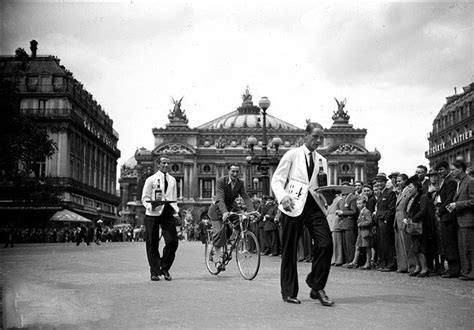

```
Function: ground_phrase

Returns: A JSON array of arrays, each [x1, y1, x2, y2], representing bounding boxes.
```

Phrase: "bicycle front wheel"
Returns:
[[205, 237, 220, 275], [235, 231, 260, 280]]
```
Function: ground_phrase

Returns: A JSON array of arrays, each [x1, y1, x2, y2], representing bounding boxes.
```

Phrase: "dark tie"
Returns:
[[231, 180, 236, 190], [164, 173, 168, 193], [307, 152, 314, 180]]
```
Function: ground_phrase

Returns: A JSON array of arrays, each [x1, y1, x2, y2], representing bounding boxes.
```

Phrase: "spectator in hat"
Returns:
[[447, 160, 474, 280], [435, 160, 461, 278], [388, 172, 400, 192], [374, 173, 397, 272]]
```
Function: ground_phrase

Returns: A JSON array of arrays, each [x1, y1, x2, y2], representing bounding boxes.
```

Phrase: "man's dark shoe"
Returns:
[[459, 275, 474, 281], [282, 296, 301, 304], [161, 269, 172, 281], [441, 273, 459, 278], [150, 275, 160, 281], [310, 289, 334, 307], [381, 267, 396, 272]]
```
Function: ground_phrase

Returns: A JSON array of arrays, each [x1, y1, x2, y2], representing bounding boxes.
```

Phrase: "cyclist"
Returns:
[[208, 164, 257, 267]]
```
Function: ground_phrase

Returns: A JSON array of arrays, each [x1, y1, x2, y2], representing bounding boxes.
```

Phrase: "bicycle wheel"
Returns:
[[235, 231, 260, 280], [205, 237, 220, 275]]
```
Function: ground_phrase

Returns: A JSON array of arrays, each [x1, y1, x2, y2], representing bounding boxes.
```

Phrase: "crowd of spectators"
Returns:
[[1, 224, 146, 246]]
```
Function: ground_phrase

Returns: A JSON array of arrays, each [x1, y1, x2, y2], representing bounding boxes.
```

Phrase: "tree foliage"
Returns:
[[0, 78, 62, 205]]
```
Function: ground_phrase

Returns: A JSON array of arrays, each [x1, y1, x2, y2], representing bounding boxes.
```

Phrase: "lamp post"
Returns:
[[246, 96, 282, 197]]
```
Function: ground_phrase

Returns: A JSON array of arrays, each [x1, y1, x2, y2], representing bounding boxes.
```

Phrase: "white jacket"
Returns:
[[271, 145, 328, 217], [141, 171, 179, 216]]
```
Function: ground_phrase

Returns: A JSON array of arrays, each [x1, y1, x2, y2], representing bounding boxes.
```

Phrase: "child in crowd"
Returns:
[[344, 197, 373, 269]]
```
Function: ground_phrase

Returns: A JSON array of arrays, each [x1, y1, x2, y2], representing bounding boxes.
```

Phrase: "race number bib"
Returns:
[[279, 178, 309, 216], [287, 180, 307, 202]]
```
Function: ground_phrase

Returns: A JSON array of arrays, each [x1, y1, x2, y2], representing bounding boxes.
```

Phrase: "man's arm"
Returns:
[[170, 177, 179, 215], [141, 177, 153, 212], [455, 178, 474, 211], [270, 151, 293, 203], [439, 179, 457, 217], [215, 178, 228, 215], [238, 180, 255, 212], [385, 190, 396, 223]]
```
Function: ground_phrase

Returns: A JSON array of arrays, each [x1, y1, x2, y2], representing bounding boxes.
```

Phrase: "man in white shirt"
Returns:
[[141, 156, 181, 281], [271, 121, 334, 307]]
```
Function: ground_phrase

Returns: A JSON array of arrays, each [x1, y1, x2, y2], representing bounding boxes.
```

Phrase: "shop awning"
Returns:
[[50, 209, 92, 223]]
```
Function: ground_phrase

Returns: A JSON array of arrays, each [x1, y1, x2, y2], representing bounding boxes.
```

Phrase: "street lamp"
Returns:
[[246, 96, 282, 197]]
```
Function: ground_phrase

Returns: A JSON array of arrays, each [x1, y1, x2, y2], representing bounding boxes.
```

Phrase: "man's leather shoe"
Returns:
[[310, 289, 335, 307], [161, 269, 172, 281], [441, 273, 459, 278], [459, 275, 474, 281], [282, 296, 301, 304], [150, 275, 160, 281], [381, 267, 395, 272], [396, 269, 408, 273]]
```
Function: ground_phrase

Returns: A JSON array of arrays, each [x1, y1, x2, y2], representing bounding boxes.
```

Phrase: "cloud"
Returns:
[[302, 2, 473, 89]]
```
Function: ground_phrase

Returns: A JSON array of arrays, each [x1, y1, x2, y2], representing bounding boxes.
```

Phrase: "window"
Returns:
[[33, 157, 46, 180], [201, 179, 213, 198]]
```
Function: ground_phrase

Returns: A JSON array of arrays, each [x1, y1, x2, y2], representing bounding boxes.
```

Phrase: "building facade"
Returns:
[[0, 41, 120, 226], [426, 82, 473, 170], [119, 89, 380, 225]]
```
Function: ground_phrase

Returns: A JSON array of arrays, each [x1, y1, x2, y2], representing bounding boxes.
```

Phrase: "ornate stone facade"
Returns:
[[425, 82, 473, 170], [119, 90, 380, 224]]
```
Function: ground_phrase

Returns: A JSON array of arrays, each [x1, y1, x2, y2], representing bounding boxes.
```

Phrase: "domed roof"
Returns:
[[122, 156, 137, 168], [198, 87, 301, 131], [197, 107, 300, 131]]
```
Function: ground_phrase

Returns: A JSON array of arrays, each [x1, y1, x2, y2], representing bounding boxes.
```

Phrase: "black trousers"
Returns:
[[280, 207, 333, 297], [145, 209, 179, 276], [377, 220, 396, 269], [441, 220, 460, 275]]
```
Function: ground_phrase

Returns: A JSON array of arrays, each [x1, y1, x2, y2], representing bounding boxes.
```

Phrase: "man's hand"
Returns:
[[281, 195, 295, 212], [223, 212, 229, 221], [446, 202, 456, 213]]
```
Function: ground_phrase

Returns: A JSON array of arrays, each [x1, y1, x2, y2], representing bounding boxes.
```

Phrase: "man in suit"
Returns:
[[447, 160, 474, 280], [207, 164, 255, 266], [271, 121, 333, 307], [435, 160, 461, 278], [336, 184, 358, 266], [374, 173, 397, 272], [141, 156, 181, 281], [262, 196, 281, 256]]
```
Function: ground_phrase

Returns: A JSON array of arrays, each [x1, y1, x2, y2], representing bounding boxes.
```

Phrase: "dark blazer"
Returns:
[[437, 173, 457, 222], [338, 193, 358, 230], [375, 187, 396, 225], [454, 173, 474, 228], [263, 202, 279, 231], [207, 176, 254, 221]]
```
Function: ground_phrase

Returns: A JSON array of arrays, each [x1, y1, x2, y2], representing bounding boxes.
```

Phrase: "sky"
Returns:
[[1, 0, 473, 180]]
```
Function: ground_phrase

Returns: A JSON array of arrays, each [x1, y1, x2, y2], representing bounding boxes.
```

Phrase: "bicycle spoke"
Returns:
[[236, 231, 260, 280]]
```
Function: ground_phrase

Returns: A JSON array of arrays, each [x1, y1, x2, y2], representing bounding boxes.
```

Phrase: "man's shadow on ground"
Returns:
[[333, 294, 424, 304]]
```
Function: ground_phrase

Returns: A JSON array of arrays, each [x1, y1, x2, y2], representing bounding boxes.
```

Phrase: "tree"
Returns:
[[0, 78, 62, 205]]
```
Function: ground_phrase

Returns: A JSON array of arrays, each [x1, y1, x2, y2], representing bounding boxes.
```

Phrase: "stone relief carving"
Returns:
[[156, 143, 194, 154]]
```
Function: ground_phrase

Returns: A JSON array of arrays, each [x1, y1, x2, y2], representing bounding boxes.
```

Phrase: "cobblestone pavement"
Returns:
[[1, 241, 473, 328]]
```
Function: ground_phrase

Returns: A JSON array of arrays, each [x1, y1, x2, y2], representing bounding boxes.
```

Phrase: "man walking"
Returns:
[[271, 121, 333, 307], [141, 156, 181, 281]]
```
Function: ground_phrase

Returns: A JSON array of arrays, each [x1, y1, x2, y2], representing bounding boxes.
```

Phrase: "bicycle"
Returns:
[[204, 212, 261, 280]]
